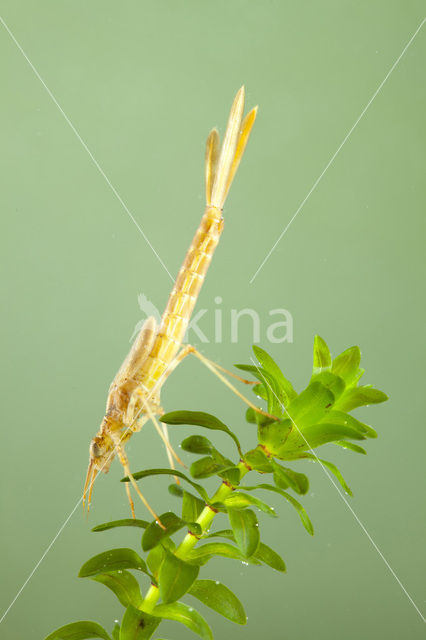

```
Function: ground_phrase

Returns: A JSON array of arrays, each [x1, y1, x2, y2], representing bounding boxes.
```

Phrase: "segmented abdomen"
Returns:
[[137, 205, 223, 394]]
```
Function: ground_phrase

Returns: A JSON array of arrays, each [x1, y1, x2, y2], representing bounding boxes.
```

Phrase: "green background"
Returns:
[[1, 1, 425, 638]]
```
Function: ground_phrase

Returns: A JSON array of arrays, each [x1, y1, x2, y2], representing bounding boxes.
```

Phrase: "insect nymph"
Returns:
[[84, 87, 268, 523]]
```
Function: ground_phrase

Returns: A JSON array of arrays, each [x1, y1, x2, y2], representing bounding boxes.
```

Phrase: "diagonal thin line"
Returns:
[[0, 15, 174, 282], [249, 17, 426, 284], [0, 343, 179, 624], [249, 357, 425, 624]]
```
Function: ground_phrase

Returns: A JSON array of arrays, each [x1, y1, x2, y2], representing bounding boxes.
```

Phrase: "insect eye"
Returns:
[[90, 441, 102, 458]]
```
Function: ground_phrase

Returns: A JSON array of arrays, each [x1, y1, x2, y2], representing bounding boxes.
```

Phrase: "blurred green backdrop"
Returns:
[[1, 1, 425, 638]]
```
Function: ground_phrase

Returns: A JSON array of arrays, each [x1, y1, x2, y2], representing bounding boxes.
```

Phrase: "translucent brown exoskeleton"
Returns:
[[84, 87, 273, 525]]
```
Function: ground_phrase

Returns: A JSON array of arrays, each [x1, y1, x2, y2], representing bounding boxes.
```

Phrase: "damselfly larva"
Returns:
[[84, 87, 272, 524]]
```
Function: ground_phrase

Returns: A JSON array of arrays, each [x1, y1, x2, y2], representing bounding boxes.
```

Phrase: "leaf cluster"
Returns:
[[45, 337, 387, 640]]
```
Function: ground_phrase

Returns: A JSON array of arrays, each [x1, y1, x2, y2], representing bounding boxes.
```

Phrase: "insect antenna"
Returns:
[[82, 460, 94, 510], [87, 467, 99, 512]]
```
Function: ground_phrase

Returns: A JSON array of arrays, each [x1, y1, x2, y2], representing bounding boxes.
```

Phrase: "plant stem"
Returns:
[[140, 461, 249, 611]]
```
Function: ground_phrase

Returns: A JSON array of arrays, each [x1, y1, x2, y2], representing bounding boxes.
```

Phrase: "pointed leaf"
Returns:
[[159, 550, 199, 603], [303, 455, 353, 495], [286, 381, 334, 428], [122, 469, 209, 502], [153, 602, 213, 640], [252, 345, 297, 404], [78, 549, 148, 578], [240, 484, 313, 535], [228, 508, 260, 557], [334, 386, 388, 412], [312, 335, 332, 374], [332, 346, 362, 386], [221, 492, 277, 517], [334, 440, 367, 454], [44, 622, 112, 640], [120, 605, 159, 640], [189, 579, 247, 624], [111, 623, 120, 640], [203, 529, 235, 541], [91, 570, 142, 607], [161, 411, 241, 455], [253, 542, 286, 572], [142, 513, 201, 552], [326, 410, 378, 438], [92, 519, 149, 533], [188, 542, 261, 565], [280, 421, 365, 457], [235, 364, 283, 417]]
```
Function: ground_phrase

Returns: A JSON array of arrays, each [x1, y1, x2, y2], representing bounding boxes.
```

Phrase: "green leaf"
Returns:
[[168, 483, 184, 497], [78, 549, 149, 578], [91, 570, 143, 608], [44, 621, 112, 640], [228, 508, 260, 557], [286, 381, 334, 428], [92, 519, 149, 533], [252, 345, 297, 405], [272, 462, 309, 494], [244, 448, 273, 472], [303, 455, 353, 496], [280, 420, 365, 458], [312, 335, 332, 374], [182, 490, 205, 522], [120, 605, 160, 640], [219, 466, 241, 485], [257, 419, 292, 457], [189, 579, 247, 625], [334, 386, 388, 412], [188, 542, 260, 565], [235, 364, 283, 417], [146, 545, 165, 581], [221, 492, 277, 517], [331, 346, 362, 386], [253, 542, 286, 572], [142, 513, 201, 552], [122, 469, 209, 503], [190, 456, 235, 479], [334, 441, 367, 454], [240, 484, 313, 535], [326, 410, 378, 438], [159, 550, 199, 603], [181, 435, 233, 470], [252, 383, 268, 401], [152, 602, 213, 640], [203, 529, 235, 541], [111, 622, 120, 640], [161, 411, 242, 455], [310, 371, 345, 400], [181, 435, 214, 455]]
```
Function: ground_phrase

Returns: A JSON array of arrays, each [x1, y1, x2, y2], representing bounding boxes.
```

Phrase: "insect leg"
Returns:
[[124, 481, 136, 519], [115, 443, 165, 528], [171, 345, 278, 421], [138, 393, 185, 469]]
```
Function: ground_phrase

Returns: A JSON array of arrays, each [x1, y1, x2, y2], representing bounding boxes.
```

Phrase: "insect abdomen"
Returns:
[[137, 206, 223, 392]]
